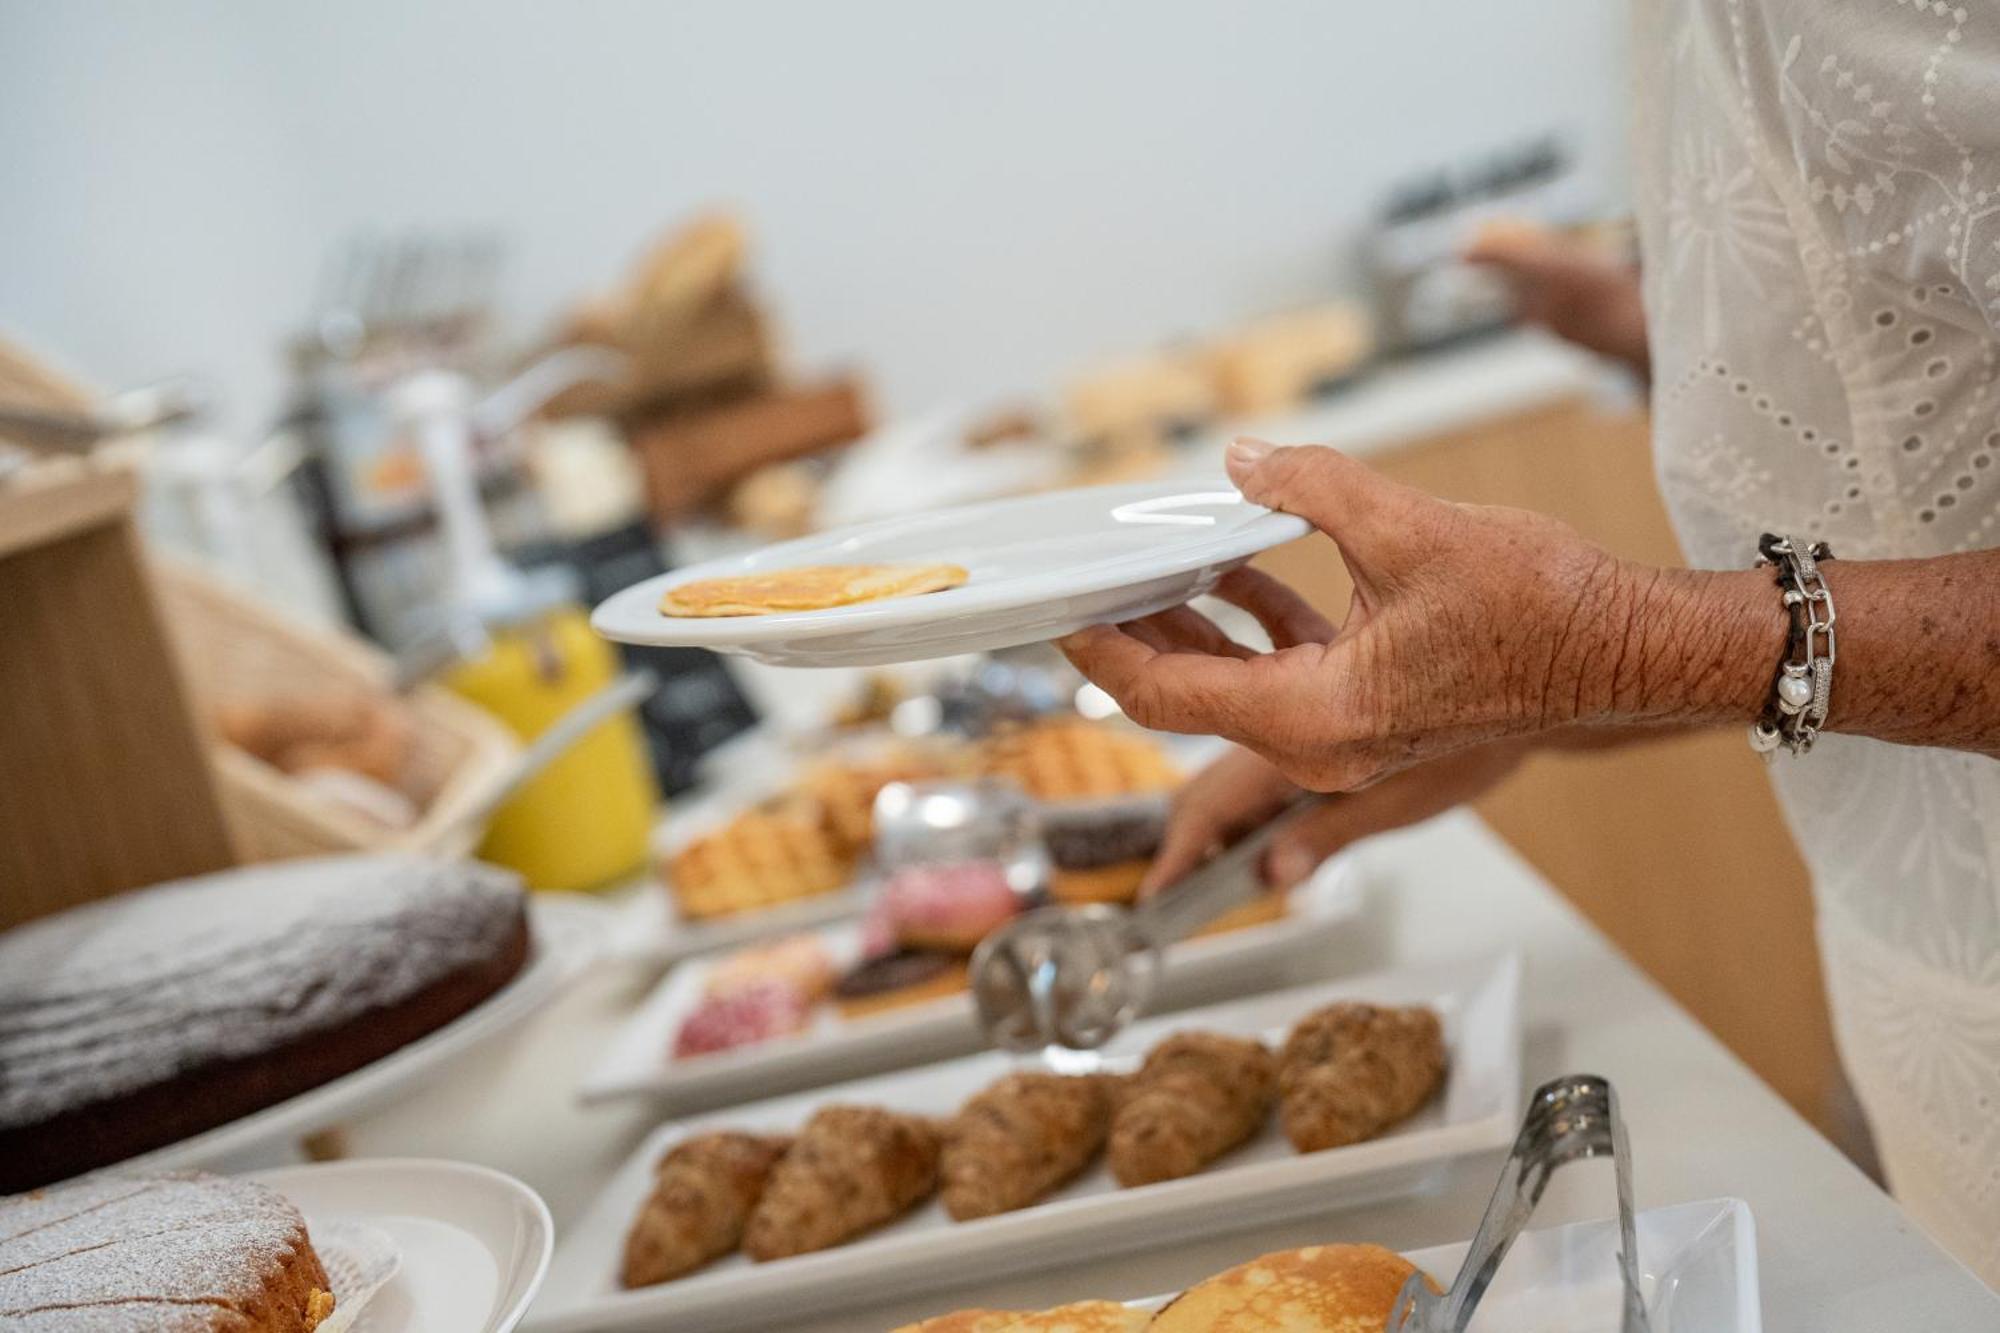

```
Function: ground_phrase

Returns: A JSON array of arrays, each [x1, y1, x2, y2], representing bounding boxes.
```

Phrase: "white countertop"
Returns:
[[340, 808, 2000, 1330], [1178, 327, 1618, 465]]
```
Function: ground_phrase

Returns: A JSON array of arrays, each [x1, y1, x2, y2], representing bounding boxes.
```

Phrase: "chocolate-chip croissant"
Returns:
[[621, 1131, 792, 1287], [942, 1072, 1117, 1220], [743, 1105, 940, 1260], [1108, 1031, 1276, 1187], [1278, 1002, 1446, 1153]]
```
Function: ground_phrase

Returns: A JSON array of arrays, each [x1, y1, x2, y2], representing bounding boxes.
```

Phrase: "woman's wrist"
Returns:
[[1570, 561, 1786, 729]]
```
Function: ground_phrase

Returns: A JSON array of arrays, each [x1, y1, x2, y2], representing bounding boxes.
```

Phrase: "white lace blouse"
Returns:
[[1633, 0, 2000, 1285]]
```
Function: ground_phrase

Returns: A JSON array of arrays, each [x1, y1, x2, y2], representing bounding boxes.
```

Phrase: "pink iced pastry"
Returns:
[[882, 859, 1021, 953], [672, 978, 813, 1058], [704, 933, 836, 1003]]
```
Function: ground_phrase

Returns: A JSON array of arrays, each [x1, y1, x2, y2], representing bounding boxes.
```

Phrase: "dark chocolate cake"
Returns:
[[0, 856, 529, 1192]]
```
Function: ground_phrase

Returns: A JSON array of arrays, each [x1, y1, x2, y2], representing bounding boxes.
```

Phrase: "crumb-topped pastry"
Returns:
[[0, 857, 529, 1192], [0, 1171, 335, 1330]]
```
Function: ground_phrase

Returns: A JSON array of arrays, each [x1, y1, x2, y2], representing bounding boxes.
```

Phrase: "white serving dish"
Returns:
[[1121, 1197, 1760, 1331], [252, 1158, 555, 1333], [120, 899, 597, 1175], [591, 479, 1311, 667], [580, 856, 1364, 1112], [528, 952, 1521, 1333], [605, 875, 871, 967]]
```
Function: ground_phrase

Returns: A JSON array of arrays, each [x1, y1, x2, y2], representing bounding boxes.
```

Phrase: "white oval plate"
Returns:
[[251, 1158, 554, 1333], [591, 480, 1310, 667]]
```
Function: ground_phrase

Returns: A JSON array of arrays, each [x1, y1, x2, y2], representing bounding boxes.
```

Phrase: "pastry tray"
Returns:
[[579, 854, 1363, 1113], [528, 951, 1521, 1333]]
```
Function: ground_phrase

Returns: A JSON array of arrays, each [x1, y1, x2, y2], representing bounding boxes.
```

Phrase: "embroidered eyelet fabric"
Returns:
[[1634, 0, 2000, 1284]]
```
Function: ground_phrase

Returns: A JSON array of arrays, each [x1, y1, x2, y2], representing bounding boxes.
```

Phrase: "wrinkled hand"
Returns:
[[1140, 742, 1529, 896], [1060, 439, 1634, 793], [1464, 222, 1650, 379]]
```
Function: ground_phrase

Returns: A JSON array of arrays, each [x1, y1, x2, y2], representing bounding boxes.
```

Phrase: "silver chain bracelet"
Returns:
[[1748, 533, 1836, 756]]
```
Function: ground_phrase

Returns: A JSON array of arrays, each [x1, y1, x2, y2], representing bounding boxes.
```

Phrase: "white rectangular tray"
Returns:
[[1122, 1198, 1759, 1332], [579, 857, 1363, 1112], [528, 951, 1521, 1333], [604, 875, 870, 968]]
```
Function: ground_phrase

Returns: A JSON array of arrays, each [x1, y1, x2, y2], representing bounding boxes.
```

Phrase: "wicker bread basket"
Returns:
[[152, 557, 519, 862]]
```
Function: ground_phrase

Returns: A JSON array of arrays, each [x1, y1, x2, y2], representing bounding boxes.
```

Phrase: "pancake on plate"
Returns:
[[658, 563, 969, 617], [1148, 1242, 1435, 1332], [994, 1302, 1151, 1331], [890, 1313, 1026, 1333]]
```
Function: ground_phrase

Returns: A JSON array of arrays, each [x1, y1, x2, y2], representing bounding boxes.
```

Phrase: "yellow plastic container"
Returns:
[[443, 604, 658, 891]]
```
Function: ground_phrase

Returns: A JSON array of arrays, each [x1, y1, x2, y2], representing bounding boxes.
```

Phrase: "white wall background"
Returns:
[[1, 1, 1629, 434]]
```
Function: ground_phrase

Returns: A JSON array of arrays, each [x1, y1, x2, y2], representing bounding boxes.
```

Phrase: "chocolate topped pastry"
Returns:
[[1038, 796, 1170, 871], [0, 1171, 336, 1330], [832, 949, 968, 1019], [0, 856, 529, 1192]]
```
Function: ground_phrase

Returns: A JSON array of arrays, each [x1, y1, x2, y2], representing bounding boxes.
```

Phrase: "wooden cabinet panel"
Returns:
[[0, 486, 236, 929]]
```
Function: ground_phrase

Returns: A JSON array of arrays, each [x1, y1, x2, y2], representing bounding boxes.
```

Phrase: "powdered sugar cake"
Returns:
[[0, 1171, 335, 1330], [0, 857, 529, 1192]]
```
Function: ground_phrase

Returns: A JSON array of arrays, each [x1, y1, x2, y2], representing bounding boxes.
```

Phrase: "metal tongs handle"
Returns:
[[1132, 791, 1320, 944], [1389, 1073, 1651, 1333]]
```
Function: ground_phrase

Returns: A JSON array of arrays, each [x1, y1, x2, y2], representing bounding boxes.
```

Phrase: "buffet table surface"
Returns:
[[344, 809, 2000, 1331]]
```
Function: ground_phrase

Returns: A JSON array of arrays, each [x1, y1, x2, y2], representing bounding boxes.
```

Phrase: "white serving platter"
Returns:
[[1119, 1197, 1760, 1332], [604, 875, 871, 967], [527, 952, 1521, 1333], [580, 856, 1364, 1112], [252, 1159, 555, 1333], [591, 479, 1311, 667], [119, 898, 598, 1176]]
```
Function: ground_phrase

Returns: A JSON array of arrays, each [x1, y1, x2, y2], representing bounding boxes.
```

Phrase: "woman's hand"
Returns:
[[1464, 223, 1650, 379], [1061, 439, 1778, 792], [1140, 742, 1529, 896]]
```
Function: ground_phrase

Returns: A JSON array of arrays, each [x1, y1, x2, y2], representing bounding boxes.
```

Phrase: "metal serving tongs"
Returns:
[[1389, 1073, 1652, 1333], [970, 792, 1320, 1052]]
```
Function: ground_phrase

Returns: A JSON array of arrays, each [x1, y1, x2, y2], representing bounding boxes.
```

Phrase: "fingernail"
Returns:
[[1268, 844, 1315, 887], [1226, 437, 1274, 471]]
